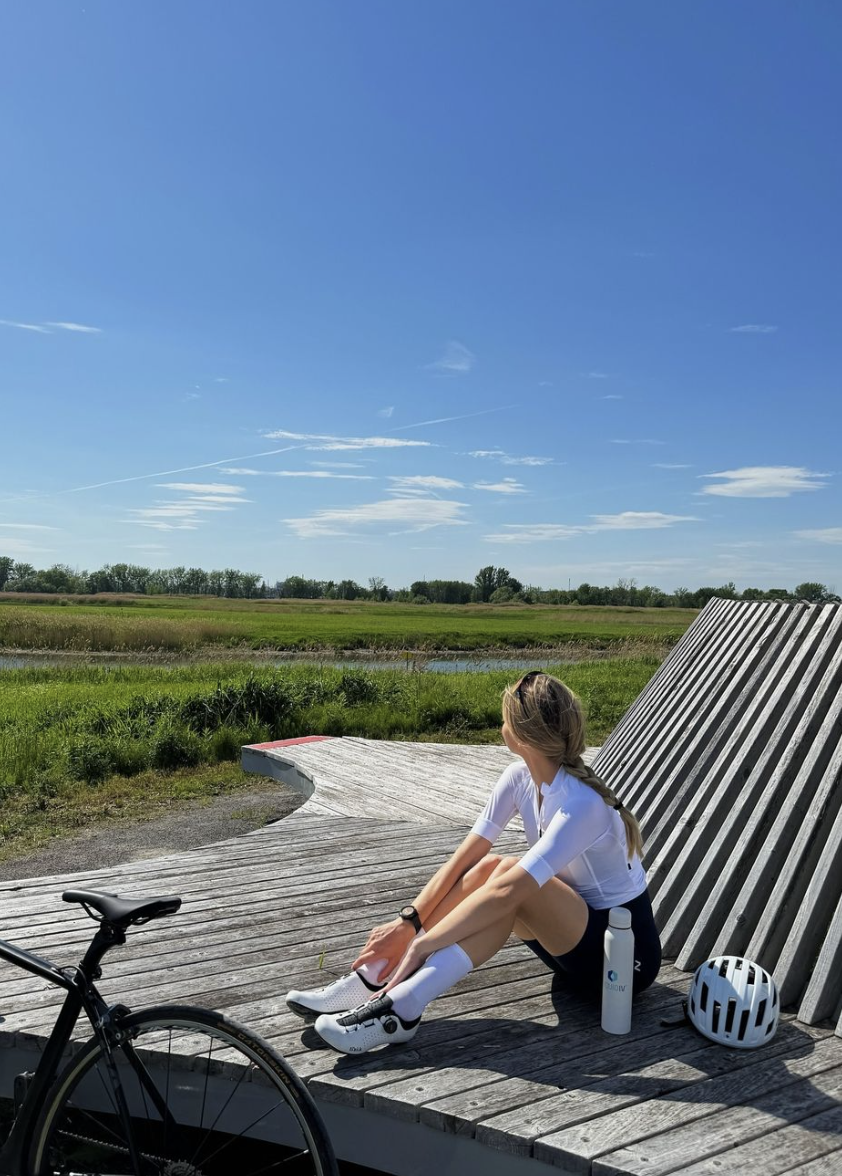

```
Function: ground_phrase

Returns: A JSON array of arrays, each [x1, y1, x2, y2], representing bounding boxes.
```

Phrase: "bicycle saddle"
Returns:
[[63, 889, 182, 926]]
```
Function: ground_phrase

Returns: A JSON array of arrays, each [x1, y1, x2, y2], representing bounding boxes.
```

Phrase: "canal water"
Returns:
[[0, 652, 578, 674]]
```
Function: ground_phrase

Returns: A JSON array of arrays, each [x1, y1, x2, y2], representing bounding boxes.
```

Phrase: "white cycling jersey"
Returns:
[[471, 761, 647, 909]]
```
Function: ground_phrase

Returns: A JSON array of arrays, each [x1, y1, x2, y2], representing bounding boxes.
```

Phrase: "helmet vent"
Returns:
[[747, 963, 757, 985], [699, 982, 709, 1013], [718, 959, 729, 978], [739, 1008, 751, 1039], [724, 997, 738, 1035], [711, 999, 722, 1034], [756, 998, 767, 1026]]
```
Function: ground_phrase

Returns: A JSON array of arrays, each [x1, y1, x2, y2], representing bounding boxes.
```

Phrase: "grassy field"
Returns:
[[0, 596, 695, 653], [0, 658, 660, 858]]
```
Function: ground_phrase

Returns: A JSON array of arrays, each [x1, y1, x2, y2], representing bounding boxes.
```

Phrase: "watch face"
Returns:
[[400, 906, 415, 919]]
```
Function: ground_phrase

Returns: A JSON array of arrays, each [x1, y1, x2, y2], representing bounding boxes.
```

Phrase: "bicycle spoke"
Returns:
[[195, 1096, 296, 1168], [188, 1053, 252, 1166]]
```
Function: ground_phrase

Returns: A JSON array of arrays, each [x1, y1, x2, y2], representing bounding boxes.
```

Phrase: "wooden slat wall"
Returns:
[[592, 597, 842, 1031]]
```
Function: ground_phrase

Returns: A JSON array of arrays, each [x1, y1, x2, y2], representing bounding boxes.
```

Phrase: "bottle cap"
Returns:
[[608, 907, 632, 929]]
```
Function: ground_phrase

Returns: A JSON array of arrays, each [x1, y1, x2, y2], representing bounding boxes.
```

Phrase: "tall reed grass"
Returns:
[[0, 599, 692, 653]]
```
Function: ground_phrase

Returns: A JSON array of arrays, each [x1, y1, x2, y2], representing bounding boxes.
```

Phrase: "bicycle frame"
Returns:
[[0, 920, 163, 1176]]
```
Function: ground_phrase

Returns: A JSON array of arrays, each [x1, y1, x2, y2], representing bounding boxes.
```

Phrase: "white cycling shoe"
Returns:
[[314, 994, 421, 1054], [286, 970, 383, 1023]]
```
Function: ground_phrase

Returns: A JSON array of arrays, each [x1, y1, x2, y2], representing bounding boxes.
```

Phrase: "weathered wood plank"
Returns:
[[372, 983, 694, 1128], [527, 1035, 842, 1173], [593, 1063, 842, 1175]]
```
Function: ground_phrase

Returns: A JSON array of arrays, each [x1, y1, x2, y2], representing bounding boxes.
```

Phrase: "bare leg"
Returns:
[[458, 858, 589, 967], [421, 854, 505, 930]]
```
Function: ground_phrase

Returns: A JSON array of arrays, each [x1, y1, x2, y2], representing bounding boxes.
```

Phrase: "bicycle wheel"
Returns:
[[29, 1004, 338, 1176]]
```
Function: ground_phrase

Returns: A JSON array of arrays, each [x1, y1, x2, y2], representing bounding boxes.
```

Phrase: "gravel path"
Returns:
[[0, 783, 307, 881]]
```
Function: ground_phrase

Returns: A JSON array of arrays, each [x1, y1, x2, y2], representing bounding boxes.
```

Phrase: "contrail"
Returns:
[[51, 405, 516, 495], [59, 446, 303, 494], [385, 405, 516, 433]]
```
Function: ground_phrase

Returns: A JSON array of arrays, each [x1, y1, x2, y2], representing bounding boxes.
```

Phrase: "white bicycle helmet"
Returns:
[[687, 955, 779, 1048]]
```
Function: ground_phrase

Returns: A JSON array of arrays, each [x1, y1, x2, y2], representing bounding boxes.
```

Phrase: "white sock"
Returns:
[[389, 944, 473, 1022], [356, 960, 388, 988]]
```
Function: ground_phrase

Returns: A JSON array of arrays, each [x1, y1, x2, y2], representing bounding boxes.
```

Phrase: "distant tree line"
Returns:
[[0, 556, 837, 607]]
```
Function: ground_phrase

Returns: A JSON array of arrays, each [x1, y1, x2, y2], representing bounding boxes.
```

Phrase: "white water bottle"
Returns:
[[602, 906, 634, 1034]]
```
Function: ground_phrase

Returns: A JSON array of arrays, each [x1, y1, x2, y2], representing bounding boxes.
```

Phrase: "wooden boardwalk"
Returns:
[[1, 736, 840, 1174]]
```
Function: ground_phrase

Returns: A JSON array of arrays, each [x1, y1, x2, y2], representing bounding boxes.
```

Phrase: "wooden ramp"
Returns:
[[242, 736, 523, 823], [1, 811, 840, 1175], [592, 598, 842, 1034]]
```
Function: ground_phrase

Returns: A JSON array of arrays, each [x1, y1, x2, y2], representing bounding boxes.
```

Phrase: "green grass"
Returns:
[[0, 596, 694, 653], [0, 659, 659, 850], [0, 761, 276, 862]]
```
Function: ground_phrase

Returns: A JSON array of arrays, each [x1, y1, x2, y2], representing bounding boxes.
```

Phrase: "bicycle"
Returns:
[[0, 888, 339, 1175]]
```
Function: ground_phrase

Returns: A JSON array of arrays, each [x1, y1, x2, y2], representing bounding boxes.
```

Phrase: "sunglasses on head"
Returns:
[[512, 672, 545, 705]]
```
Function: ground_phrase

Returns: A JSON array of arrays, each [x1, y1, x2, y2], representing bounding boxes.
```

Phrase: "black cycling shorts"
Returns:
[[523, 887, 661, 996]]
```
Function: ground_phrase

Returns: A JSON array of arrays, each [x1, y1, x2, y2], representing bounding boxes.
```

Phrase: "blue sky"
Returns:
[[1, 1, 840, 592]]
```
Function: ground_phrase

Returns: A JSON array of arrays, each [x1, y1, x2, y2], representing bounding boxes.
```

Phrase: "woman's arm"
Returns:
[[384, 864, 538, 989], [351, 831, 492, 977]]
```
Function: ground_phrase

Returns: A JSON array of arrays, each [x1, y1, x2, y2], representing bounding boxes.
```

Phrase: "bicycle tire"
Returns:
[[28, 1003, 339, 1176]]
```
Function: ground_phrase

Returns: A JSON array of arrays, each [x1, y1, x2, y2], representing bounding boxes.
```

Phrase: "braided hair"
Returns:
[[503, 671, 644, 861]]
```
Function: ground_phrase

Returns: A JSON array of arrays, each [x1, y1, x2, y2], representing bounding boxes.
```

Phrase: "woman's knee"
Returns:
[[464, 855, 502, 886], [490, 855, 520, 878]]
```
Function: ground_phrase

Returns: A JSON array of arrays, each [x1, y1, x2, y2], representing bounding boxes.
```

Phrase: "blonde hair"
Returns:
[[503, 671, 644, 861]]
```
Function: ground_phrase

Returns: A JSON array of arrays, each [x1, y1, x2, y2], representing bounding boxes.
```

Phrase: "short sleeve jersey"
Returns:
[[470, 761, 646, 909]]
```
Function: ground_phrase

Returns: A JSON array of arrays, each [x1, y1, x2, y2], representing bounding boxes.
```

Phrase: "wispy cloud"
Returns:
[[219, 466, 373, 480], [44, 321, 102, 333], [0, 319, 102, 334], [377, 406, 394, 418], [474, 478, 526, 495], [486, 511, 698, 543], [729, 324, 778, 334], [653, 463, 693, 470], [426, 340, 475, 375], [129, 483, 250, 532], [389, 475, 464, 497], [284, 496, 469, 538], [700, 466, 830, 498], [610, 438, 665, 446], [583, 371, 609, 379], [469, 448, 553, 467], [157, 482, 245, 495], [128, 521, 199, 532], [794, 527, 842, 545], [590, 511, 698, 530], [264, 429, 430, 451], [309, 461, 369, 469], [0, 319, 51, 333], [0, 535, 53, 555], [600, 394, 624, 400], [0, 522, 58, 530]]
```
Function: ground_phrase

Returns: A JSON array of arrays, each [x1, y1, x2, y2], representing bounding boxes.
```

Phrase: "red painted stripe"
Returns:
[[246, 735, 334, 750]]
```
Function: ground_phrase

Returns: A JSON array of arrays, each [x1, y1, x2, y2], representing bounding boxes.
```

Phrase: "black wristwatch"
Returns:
[[398, 904, 423, 933]]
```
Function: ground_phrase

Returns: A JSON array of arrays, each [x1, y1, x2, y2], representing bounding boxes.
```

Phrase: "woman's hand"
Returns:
[[351, 919, 416, 982], [382, 935, 432, 993]]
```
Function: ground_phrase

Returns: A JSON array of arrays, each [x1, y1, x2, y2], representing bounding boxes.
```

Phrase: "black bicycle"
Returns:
[[0, 889, 338, 1176]]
